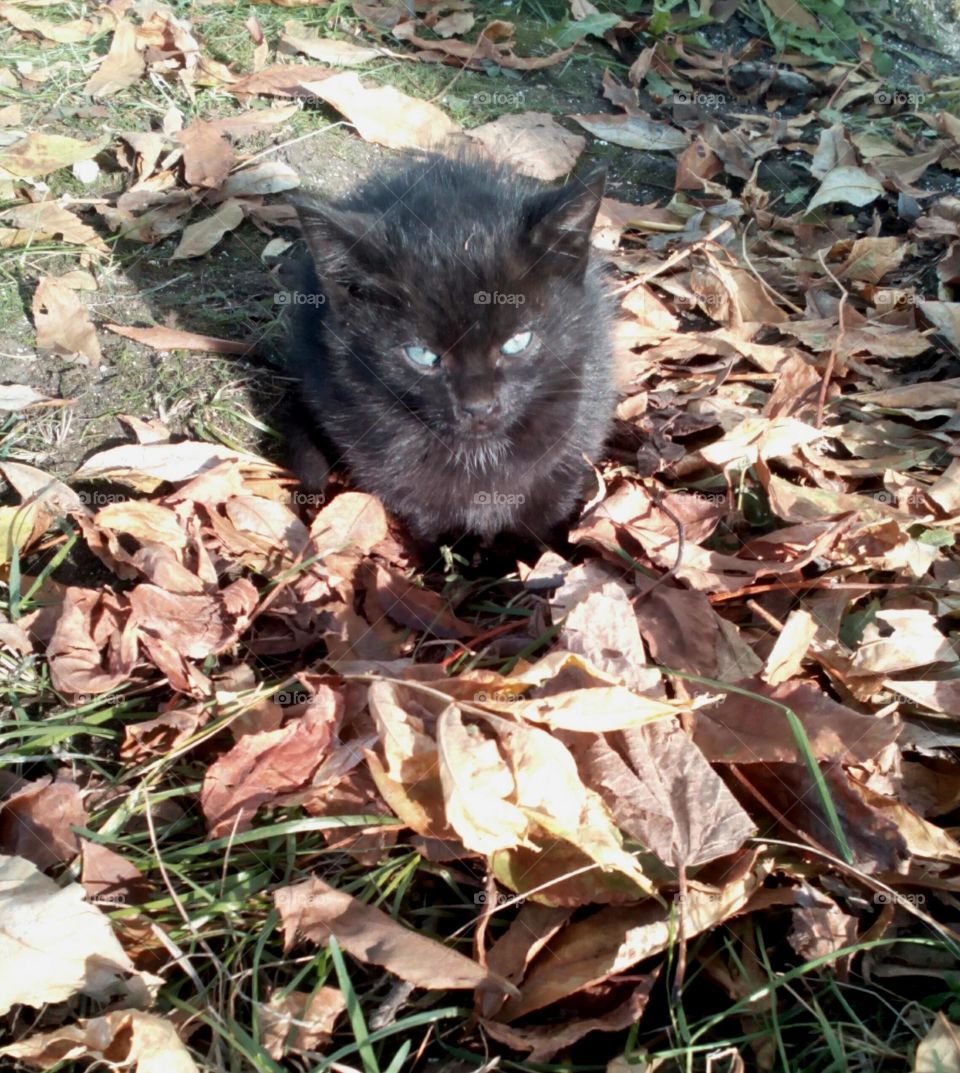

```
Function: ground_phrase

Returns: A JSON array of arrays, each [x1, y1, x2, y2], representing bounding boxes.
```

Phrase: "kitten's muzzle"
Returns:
[[458, 397, 498, 418]]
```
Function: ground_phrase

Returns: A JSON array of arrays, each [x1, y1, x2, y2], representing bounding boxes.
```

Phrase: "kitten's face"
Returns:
[[295, 166, 606, 470]]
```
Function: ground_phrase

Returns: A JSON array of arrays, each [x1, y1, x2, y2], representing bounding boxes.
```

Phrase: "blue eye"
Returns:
[[501, 330, 532, 356], [403, 344, 441, 368]]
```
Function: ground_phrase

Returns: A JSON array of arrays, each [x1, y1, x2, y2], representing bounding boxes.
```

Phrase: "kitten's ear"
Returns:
[[290, 194, 381, 281], [523, 169, 606, 276]]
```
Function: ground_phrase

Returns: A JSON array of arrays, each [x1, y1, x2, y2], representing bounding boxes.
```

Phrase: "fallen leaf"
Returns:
[[260, 986, 345, 1059], [280, 21, 388, 64], [0, 199, 108, 252], [0, 854, 157, 1015], [570, 113, 688, 152], [0, 3, 96, 43], [177, 119, 236, 188], [807, 165, 885, 213], [851, 610, 957, 674], [105, 323, 256, 356], [229, 63, 337, 98], [84, 19, 145, 96], [0, 774, 86, 871], [75, 439, 278, 490], [171, 198, 245, 259], [201, 686, 341, 836], [469, 112, 584, 181], [915, 1014, 960, 1073], [274, 874, 514, 993], [32, 275, 102, 366], [0, 132, 108, 180], [0, 1011, 196, 1072], [301, 72, 463, 150], [763, 609, 818, 686], [0, 384, 51, 411]]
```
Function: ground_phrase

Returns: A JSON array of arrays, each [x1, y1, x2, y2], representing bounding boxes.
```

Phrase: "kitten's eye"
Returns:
[[403, 344, 441, 369], [500, 330, 533, 356]]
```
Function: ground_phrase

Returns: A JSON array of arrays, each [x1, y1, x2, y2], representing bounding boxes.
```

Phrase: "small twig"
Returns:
[[815, 249, 849, 429], [741, 219, 803, 315]]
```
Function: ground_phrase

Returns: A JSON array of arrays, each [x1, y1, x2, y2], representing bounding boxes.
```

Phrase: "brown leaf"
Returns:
[[0, 855, 157, 1015], [81, 840, 150, 909], [372, 563, 478, 639], [260, 987, 346, 1059], [0, 384, 51, 411], [171, 198, 245, 259], [201, 685, 341, 836], [274, 874, 515, 993], [762, 608, 818, 686], [787, 884, 857, 962], [0, 132, 107, 180], [46, 587, 139, 696], [32, 275, 102, 367], [75, 439, 278, 490], [693, 678, 900, 765], [916, 1014, 960, 1073], [570, 113, 688, 152], [497, 854, 771, 1020], [104, 322, 256, 356], [581, 722, 755, 871], [84, 19, 146, 96], [0, 199, 108, 252], [279, 20, 389, 64], [301, 72, 463, 149], [0, 1010, 195, 1072], [177, 119, 236, 188], [468, 112, 584, 180], [0, 775, 87, 871], [0, 3, 96, 43], [482, 972, 659, 1062], [228, 63, 337, 98], [129, 577, 258, 660]]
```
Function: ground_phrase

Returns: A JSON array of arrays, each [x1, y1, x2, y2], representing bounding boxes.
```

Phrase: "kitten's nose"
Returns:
[[460, 398, 498, 418]]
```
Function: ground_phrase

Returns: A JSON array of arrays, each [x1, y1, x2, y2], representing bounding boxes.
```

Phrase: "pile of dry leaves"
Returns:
[[2, 0, 960, 1068]]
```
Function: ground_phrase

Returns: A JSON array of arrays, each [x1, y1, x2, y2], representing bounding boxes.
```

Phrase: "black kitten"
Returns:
[[287, 153, 616, 544]]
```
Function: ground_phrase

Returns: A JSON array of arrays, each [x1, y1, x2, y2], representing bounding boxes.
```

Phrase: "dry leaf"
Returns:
[[468, 112, 584, 180], [0, 1011, 196, 1072], [260, 987, 346, 1059], [0, 132, 107, 180], [301, 72, 462, 149], [201, 686, 341, 836], [0, 774, 87, 871], [280, 21, 387, 64], [0, 854, 157, 1015], [105, 323, 256, 356], [84, 19, 145, 96], [570, 113, 688, 152], [274, 874, 515, 993], [32, 275, 102, 367], [171, 199, 245, 259], [177, 119, 236, 188], [0, 199, 108, 252]]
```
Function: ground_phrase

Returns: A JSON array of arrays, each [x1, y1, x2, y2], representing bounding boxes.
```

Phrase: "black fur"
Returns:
[[286, 153, 616, 544]]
